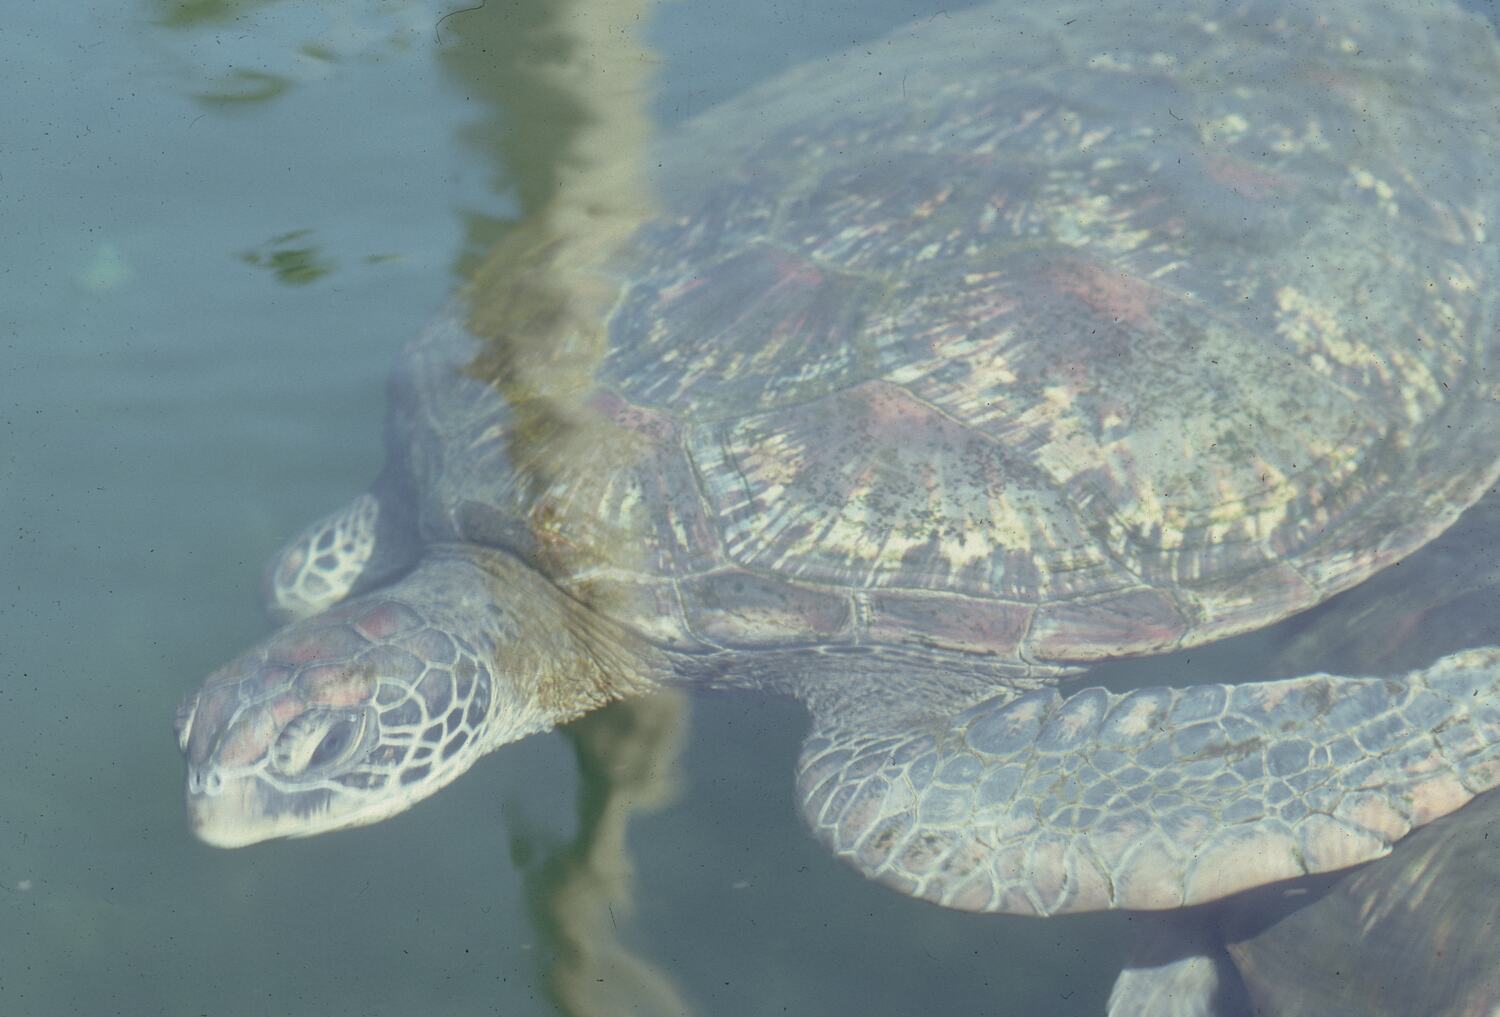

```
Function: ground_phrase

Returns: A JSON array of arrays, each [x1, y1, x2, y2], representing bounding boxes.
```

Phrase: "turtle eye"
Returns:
[[272, 710, 368, 777]]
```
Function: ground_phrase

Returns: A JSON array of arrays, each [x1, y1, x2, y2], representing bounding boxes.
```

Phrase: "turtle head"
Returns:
[[180, 549, 649, 847], [177, 560, 542, 847]]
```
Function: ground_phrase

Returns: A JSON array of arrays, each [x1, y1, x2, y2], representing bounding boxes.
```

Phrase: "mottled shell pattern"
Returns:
[[397, 0, 1500, 670]]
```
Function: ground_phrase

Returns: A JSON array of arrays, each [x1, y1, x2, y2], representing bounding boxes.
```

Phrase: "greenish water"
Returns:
[[5, 2, 1497, 1016]]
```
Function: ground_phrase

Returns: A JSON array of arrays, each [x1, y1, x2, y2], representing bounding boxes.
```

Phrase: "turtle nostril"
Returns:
[[188, 768, 223, 797]]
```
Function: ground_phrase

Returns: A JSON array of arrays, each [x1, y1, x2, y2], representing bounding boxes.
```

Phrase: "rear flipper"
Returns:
[[795, 647, 1500, 916], [1105, 913, 1248, 1017]]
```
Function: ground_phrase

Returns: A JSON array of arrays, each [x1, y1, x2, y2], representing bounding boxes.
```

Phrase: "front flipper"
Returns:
[[262, 487, 420, 622], [262, 493, 383, 622], [795, 647, 1500, 916]]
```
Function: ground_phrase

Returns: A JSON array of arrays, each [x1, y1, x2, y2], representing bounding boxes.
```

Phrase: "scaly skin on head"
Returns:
[[179, 545, 662, 847]]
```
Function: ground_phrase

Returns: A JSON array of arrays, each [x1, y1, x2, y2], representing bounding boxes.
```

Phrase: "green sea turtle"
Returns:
[[177, 0, 1500, 924]]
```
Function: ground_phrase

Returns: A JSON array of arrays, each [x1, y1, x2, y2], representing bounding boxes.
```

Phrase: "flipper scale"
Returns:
[[797, 647, 1500, 915]]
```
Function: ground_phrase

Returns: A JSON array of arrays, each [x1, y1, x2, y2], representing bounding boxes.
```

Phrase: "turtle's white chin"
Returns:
[[185, 771, 428, 848]]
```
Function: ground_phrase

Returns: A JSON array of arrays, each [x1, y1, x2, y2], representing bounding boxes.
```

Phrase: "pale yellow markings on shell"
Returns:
[[1385, 346, 1445, 423], [1463, 207, 1487, 244], [1445, 261, 1477, 293], [1146, 258, 1187, 280], [756, 496, 817, 564], [1350, 165, 1400, 217], [1049, 193, 1152, 253], [912, 185, 953, 220], [1197, 113, 1249, 147], [1275, 285, 1357, 369], [943, 522, 1003, 574], [833, 497, 930, 573], [667, 496, 696, 553], [1119, 473, 1185, 552], [1077, 126, 1113, 152], [902, 344, 1019, 429], [1033, 430, 1104, 487], [754, 483, 786, 510], [1085, 53, 1137, 74], [614, 480, 643, 519]]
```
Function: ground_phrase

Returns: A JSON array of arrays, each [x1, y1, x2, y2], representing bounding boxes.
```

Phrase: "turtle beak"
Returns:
[[186, 771, 269, 848], [184, 770, 335, 848]]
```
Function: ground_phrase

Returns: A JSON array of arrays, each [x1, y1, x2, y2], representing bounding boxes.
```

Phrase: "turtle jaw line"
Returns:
[[186, 758, 474, 848]]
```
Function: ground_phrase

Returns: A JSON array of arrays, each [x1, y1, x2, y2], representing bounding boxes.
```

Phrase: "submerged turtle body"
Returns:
[[181, 1, 1500, 919]]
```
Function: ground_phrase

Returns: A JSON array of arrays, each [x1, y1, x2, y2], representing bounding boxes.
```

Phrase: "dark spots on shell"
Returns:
[[446, 707, 464, 734], [422, 723, 444, 745], [412, 746, 433, 762], [315, 554, 339, 571], [400, 764, 432, 786], [466, 698, 486, 730], [375, 683, 405, 706], [315, 530, 336, 553]]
